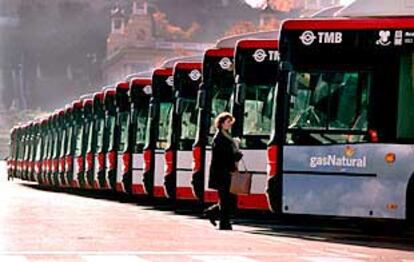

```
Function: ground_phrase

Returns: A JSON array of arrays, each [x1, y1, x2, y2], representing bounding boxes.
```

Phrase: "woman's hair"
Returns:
[[214, 112, 235, 130]]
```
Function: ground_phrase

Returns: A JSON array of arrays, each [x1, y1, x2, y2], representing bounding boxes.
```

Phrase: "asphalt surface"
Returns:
[[1, 164, 414, 261]]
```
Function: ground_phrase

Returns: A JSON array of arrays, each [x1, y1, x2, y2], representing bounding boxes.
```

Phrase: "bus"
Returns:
[[115, 81, 132, 193], [35, 120, 46, 184], [117, 72, 153, 194], [58, 108, 69, 187], [92, 91, 106, 189], [129, 77, 152, 195], [192, 32, 275, 205], [22, 123, 31, 181], [51, 112, 62, 187], [44, 116, 54, 185], [267, 4, 414, 220], [144, 56, 200, 198], [166, 61, 203, 201], [8, 127, 17, 180], [29, 120, 41, 182], [22, 122, 32, 181], [103, 87, 118, 190], [232, 35, 278, 210], [64, 104, 76, 188], [83, 98, 95, 189], [71, 99, 84, 188]]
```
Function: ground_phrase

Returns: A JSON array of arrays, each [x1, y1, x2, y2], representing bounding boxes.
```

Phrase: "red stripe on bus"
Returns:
[[175, 62, 202, 70], [132, 184, 145, 195], [204, 191, 219, 203], [153, 68, 173, 76], [205, 48, 234, 57], [115, 182, 125, 192], [237, 194, 269, 210], [153, 186, 166, 198], [93, 180, 100, 189], [176, 187, 197, 200], [238, 40, 279, 49], [131, 78, 152, 87]]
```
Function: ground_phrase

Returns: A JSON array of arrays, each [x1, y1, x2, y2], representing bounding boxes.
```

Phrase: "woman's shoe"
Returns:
[[219, 222, 232, 230], [203, 209, 217, 227]]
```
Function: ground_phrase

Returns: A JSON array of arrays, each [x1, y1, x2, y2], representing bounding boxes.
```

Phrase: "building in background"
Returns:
[[103, 0, 211, 84]]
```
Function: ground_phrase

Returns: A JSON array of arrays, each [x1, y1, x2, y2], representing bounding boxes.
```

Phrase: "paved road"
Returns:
[[1, 165, 414, 261]]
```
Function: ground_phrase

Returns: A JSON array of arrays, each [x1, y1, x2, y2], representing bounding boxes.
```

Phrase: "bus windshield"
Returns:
[[35, 137, 42, 161], [86, 122, 94, 153], [178, 98, 197, 150], [47, 134, 53, 158], [59, 130, 66, 157], [95, 118, 105, 152], [157, 102, 173, 149], [75, 126, 83, 156], [243, 84, 274, 135], [134, 105, 148, 150], [210, 74, 233, 135], [287, 70, 370, 144], [107, 115, 116, 151], [397, 52, 414, 141], [118, 112, 130, 152], [65, 126, 73, 155], [53, 132, 59, 158]]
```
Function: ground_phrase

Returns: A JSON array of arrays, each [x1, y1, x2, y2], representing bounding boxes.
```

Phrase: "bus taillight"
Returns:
[[143, 149, 152, 172], [267, 145, 278, 177], [368, 129, 378, 143], [164, 150, 174, 174], [192, 146, 201, 172]]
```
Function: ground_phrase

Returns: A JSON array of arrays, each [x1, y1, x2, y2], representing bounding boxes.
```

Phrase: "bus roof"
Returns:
[[161, 55, 203, 69], [115, 81, 129, 91], [80, 94, 93, 101], [216, 30, 279, 48], [335, 0, 414, 17], [124, 71, 153, 81], [174, 62, 202, 70], [237, 39, 278, 49], [282, 17, 414, 30]]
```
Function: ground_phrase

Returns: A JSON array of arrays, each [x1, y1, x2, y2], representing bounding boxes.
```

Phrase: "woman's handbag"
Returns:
[[230, 160, 252, 195]]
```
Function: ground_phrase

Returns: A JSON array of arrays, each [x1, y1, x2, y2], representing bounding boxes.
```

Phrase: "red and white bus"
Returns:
[[267, 1, 414, 220]]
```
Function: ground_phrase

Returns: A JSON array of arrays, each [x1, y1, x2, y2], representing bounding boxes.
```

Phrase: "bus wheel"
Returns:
[[266, 176, 280, 213], [191, 172, 204, 200]]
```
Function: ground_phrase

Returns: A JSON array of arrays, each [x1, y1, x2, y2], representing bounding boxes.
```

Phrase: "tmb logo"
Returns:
[[252, 49, 279, 62], [300, 31, 342, 46]]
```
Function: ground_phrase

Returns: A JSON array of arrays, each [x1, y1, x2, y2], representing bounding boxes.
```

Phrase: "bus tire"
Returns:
[[191, 171, 204, 200], [164, 172, 176, 199], [266, 175, 280, 213]]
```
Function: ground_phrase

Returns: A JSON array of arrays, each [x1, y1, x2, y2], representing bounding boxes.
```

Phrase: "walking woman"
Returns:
[[205, 112, 242, 230]]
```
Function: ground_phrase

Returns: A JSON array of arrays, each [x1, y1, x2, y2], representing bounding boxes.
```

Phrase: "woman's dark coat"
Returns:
[[208, 131, 242, 190]]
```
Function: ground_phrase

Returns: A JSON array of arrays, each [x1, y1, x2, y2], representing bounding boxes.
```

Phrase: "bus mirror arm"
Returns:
[[235, 83, 245, 105], [196, 90, 206, 110], [176, 98, 183, 115], [149, 103, 156, 120]]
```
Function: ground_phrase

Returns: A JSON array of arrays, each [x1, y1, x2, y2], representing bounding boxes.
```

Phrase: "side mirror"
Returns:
[[235, 83, 245, 105], [196, 89, 206, 110], [149, 103, 156, 120]]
